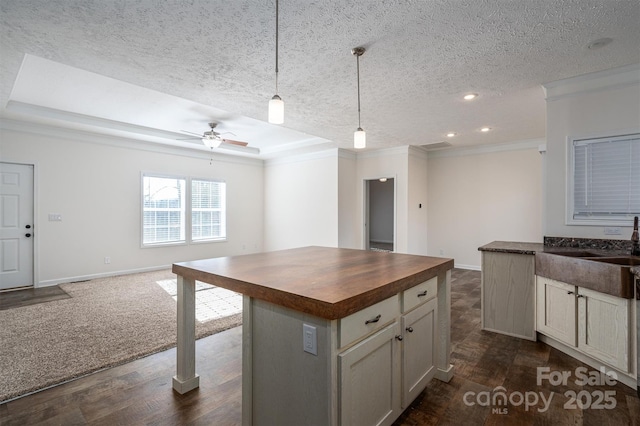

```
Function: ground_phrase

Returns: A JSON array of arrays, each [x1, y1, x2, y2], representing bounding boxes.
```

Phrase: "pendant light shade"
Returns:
[[352, 47, 366, 149], [354, 127, 366, 149], [269, 94, 284, 124], [268, 0, 284, 124]]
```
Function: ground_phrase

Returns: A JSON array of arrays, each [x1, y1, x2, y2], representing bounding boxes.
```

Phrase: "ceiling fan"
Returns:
[[179, 122, 250, 149]]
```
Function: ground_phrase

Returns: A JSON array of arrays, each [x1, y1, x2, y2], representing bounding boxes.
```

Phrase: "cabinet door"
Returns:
[[339, 322, 401, 426], [577, 287, 630, 372], [401, 297, 437, 408], [482, 252, 536, 340], [536, 276, 577, 346]]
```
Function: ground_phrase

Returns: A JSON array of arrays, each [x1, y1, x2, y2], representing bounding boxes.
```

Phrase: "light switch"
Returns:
[[303, 323, 317, 356]]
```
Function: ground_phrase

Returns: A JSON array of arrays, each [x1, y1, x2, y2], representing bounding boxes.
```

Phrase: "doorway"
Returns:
[[364, 178, 395, 252], [0, 162, 35, 290]]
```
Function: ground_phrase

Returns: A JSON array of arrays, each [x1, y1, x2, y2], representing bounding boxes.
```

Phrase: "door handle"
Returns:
[[25, 233, 32, 238], [25, 225, 31, 229]]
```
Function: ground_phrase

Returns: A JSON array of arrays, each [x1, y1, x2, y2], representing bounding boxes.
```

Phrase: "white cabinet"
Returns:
[[338, 277, 439, 425], [482, 251, 536, 340], [401, 296, 437, 407], [536, 276, 632, 374], [577, 287, 631, 372], [536, 276, 577, 346], [339, 322, 401, 426], [242, 272, 450, 426]]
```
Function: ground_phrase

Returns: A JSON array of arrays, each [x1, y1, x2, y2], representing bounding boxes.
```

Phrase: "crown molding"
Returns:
[[542, 63, 640, 101], [0, 118, 263, 167], [427, 138, 545, 158]]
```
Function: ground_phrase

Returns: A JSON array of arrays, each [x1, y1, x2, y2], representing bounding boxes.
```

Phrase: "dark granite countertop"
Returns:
[[479, 240, 640, 280], [478, 241, 544, 255]]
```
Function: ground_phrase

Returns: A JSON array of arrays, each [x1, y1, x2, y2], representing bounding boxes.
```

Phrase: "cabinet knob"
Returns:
[[406, 327, 414, 333], [417, 290, 428, 297], [365, 314, 381, 325], [395, 335, 403, 341]]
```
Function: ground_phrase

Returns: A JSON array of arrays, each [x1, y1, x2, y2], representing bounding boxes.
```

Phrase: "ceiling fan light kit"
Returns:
[[268, 0, 284, 124], [352, 46, 366, 149]]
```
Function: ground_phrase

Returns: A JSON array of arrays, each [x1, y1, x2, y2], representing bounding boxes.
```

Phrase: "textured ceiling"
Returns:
[[1, 0, 639, 157]]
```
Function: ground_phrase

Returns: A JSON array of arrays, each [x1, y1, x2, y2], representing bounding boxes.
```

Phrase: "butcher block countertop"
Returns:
[[172, 246, 454, 320]]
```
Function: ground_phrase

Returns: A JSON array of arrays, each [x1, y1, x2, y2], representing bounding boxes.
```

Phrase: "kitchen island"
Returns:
[[172, 246, 454, 426]]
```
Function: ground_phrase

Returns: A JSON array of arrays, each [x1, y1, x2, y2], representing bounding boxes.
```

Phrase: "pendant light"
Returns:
[[352, 47, 366, 149], [268, 0, 284, 124]]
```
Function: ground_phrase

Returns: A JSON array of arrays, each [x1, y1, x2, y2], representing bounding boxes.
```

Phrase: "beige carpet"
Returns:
[[0, 269, 242, 403]]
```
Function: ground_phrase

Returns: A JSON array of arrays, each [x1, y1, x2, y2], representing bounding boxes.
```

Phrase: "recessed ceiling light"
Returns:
[[446, 132, 456, 137], [587, 38, 613, 50], [463, 93, 478, 101], [480, 127, 491, 132]]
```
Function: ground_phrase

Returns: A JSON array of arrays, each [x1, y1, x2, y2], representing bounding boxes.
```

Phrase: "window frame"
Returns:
[[141, 172, 227, 248], [566, 132, 640, 226]]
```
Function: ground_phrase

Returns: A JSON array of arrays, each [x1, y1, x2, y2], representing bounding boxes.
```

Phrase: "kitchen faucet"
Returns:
[[632, 216, 640, 256]]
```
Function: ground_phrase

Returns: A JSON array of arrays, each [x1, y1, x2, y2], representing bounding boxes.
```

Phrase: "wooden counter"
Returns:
[[173, 246, 453, 319], [171, 246, 454, 425]]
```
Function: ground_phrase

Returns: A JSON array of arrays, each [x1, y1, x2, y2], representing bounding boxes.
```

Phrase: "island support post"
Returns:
[[172, 275, 200, 394]]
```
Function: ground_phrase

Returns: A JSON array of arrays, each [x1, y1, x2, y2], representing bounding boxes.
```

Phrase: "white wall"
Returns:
[[407, 148, 428, 255], [0, 123, 264, 286], [427, 143, 543, 269], [338, 151, 358, 249], [263, 150, 339, 251], [544, 64, 640, 238]]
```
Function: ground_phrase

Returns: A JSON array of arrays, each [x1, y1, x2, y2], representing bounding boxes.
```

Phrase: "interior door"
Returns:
[[365, 178, 395, 252], [0, 162, 34, 289]]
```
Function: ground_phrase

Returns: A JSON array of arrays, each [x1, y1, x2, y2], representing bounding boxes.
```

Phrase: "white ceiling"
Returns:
[[1, 0, 639, 158]]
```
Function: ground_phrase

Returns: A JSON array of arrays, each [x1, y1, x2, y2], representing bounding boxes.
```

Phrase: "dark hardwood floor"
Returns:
[[0, 285, 70, 310], [1, 269, 639, 425]]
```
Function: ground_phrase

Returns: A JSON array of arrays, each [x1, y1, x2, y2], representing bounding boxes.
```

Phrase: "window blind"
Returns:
[[191, 179, 226, 241], [573, 134, 640, 220]]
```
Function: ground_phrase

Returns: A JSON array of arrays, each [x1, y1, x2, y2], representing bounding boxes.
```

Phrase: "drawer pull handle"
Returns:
[[395, 335, 403, 341], [406, 327, 414, 333], [365, 314, 381, 325], [417, 290, 428, 297], [577, 294, 585, 299], [567, 291, 575, 295]]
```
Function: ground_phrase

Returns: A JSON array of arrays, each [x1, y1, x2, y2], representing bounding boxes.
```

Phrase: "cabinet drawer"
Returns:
[[403, 277, 437, 313], [339, 295, 399, 348]]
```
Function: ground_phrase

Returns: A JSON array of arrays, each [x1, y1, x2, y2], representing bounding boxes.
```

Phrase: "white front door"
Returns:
[[0, 162, 34, 290]]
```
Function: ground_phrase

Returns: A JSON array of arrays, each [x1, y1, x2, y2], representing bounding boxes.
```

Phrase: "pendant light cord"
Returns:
[[356, 53, 361, 128], [275, 0, 279, 95]]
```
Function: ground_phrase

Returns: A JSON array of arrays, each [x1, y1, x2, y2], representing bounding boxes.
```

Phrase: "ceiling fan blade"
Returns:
[[180, 130, 204, 137], [222, 139, 249, 147], [176, 136, 202, 140]]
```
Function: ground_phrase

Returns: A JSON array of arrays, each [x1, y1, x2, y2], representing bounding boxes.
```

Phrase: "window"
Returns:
[[569, 133, 640, 224], [142, 174, 226, 246]]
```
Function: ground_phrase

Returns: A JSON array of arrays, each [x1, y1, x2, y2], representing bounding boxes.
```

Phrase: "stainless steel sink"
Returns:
[[541, 250, 606, 258], [536, 252, 636, 299], [590, 256, 640, 266]]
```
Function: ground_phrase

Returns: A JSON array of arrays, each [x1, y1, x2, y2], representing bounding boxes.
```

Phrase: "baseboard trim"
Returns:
[[37, 265, 172, 288], [454, 263, 481, 271]]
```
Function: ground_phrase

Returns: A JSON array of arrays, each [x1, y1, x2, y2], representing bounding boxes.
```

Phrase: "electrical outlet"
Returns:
[[48, 214, 62, 221], [303, 324, 317, 356], [104, 257, 111, 264], [439, 249, 444, 256]]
